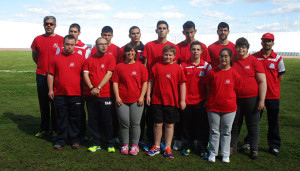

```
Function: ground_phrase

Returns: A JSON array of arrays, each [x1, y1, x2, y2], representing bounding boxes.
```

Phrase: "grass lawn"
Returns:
[[0, 50, 300, 170]]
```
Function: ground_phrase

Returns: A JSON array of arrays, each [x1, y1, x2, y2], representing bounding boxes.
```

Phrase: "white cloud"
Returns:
[[200, 10, 234, 21], [188, 0, 212, 7], [150, 12, 185, 19], [272, 0, 298, 5], [162, 5, 177, 10], [14, 13, 28, 18], [113, 12, 145, 19], [27, 7, 50, 15], [255, 23, 289, 32], [251, 2, 300, 16]]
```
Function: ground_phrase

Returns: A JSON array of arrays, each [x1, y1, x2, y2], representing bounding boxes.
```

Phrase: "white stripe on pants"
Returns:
[[207, 111, 236, 157]]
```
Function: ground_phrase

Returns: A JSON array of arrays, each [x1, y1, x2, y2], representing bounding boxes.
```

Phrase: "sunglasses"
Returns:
[[44, 23, 55, 26]]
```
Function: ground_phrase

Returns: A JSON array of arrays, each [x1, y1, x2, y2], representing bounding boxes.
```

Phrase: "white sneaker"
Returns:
[[172, 140, 182, 151], [208, 155, 216, 162], [222, 156, 230, 163]]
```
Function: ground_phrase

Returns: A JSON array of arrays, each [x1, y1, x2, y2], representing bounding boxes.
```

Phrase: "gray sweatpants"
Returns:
[[208, 111, 236, 157], [116, 102, 144, 145]]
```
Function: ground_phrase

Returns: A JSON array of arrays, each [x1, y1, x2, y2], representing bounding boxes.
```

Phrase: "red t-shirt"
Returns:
[[143, 40, 180, 70], [48, 52, 85, 96], [83, 53, 116, 97], [31, 34, 64, 75], [177, 40, 211, 64], [206, 67, 241, 113], [91, 43, 120, 59], [208, 41, 236, 68], [180, 60, 212, 105], [252, 50, 285, 99], [111, 62, 148, 103], [150, 62, 186, 107], [232, 55, 265, 98]]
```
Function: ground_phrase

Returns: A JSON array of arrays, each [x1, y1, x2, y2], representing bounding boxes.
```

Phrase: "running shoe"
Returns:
[[240, 143, 250, 152], [146, 145, 160, 156], [88, 145, 101, 152], [181, 148, 191, 156], [35, 131, 47, 138], [129, 144, 139, 155], [53, 144, 62, 150], [71, 143, 80, 149], [108, 146, 116, 153], [121, 144, 129, 154], [164, 148, 174, 159], [200, 152, 209, 159]]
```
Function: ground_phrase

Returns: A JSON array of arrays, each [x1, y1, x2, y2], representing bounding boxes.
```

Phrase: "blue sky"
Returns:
[[0, 0, 300, 49]]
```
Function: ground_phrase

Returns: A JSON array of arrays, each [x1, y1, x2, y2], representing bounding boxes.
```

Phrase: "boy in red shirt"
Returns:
[[146, 45, 186, 159], [48, 35, 86, 150], [180, 41, 212, 158]]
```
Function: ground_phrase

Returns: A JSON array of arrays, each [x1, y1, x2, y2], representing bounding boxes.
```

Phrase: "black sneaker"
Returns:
[[250, 150, 259, 160], [269, 148, 280, 156]]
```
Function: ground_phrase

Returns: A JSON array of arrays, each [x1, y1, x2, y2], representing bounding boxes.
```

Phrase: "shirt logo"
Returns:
[[78, 50, 82, 55], [131, 71, 137, 75], [245, 65, 250, 69], [53, 43, 58, 48], [199, 71, 205, 77], [108, 52, 113, 55], [225, 79, 231, 84], [269, 63, 275, 69], [105, 101, 112, 105], [187, 72, 191, 75], [69, 62, 75, 67], [100, 64, 105, 68], [166, 73, 172, 79]]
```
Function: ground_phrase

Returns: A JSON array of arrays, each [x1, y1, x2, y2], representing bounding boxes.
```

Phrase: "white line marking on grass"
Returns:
[[0, 70, 35, 73]]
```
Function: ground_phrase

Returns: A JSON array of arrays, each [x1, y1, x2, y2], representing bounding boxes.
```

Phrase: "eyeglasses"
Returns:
[[96, 43, 108, 46], [44, 23, 55, 26]]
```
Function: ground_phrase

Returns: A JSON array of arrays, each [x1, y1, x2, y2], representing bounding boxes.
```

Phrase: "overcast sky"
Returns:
[[0, 0, 300, 52]]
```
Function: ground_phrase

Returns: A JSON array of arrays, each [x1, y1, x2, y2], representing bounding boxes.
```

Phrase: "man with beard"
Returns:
[[208, 22, 236, 68]]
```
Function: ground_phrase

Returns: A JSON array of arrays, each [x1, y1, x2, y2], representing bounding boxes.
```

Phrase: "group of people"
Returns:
[[31, 16, 285, 163]]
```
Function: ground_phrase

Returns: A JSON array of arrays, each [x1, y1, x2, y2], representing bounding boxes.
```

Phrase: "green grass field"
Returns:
[[0, 50, 300, 170]]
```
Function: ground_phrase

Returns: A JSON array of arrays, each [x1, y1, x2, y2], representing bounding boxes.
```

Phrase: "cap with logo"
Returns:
[[261, 33, 274, 40]]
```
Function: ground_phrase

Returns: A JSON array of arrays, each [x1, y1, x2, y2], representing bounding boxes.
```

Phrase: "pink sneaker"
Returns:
[[121, 144, 129, 154], [129, 144, 139, 155]]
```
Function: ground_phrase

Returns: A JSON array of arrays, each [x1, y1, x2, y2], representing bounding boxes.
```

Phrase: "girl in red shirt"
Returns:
[[112, 43, 148, 155], [206, 48, 241, 163]]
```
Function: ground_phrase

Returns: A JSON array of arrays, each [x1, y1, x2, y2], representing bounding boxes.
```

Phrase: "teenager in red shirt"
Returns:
[[91, 26, 120, 60], [177, 21, 211, 64], [83, 38, 116, 153], [230, 38, 267, 159], [31, 16, 63, 138], [180, 41, 211, 158], [146, 45, 186, 159], [48, 35, 86, 150], [252, 33, 285, 156], [206, 48, 241, 163], [112, 43, 148, 155], [208, 22, 236, 68]]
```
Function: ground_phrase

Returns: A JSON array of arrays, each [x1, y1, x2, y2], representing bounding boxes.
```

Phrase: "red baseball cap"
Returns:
[[261, 33, 274, 40]]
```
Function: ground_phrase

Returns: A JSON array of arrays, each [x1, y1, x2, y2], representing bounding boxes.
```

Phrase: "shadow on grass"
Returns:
[[3, 112, 53, 143]]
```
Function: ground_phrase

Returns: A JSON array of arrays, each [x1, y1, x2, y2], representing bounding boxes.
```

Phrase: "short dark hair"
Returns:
[[190, 41, 202, 50], [123, 43, 137, 61], [102, 26, 113, 34], [63, 35, 76, 44], [43, 16, 56, 25], [157, 20, 169, 29], [235, 37, 250, 49], [218, 22, 229, 30], [183, 21, 195, 30], [129, 26, 140, 34], [69, 23, 81, 32], [163, 45, 176, 55]]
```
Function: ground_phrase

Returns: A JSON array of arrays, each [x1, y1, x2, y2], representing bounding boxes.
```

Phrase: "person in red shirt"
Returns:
[[251, 33, 285, 156], [146, 45, 186, 159], [206, 48, 241, 163], [180, 41, 212, 158], [83, 37, 116, 153], [177, 21, 211, 64], [230, 37, 267, 160], [68, 23, 91, 142], [208, 22, 236, 68], [143, 20, 180, 70], [112, 43, 148, 155], [117, 26, 145, 64], [31, 16, 63, 138], [48, 35, 86, 150], [91, 26, 120, 61]]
